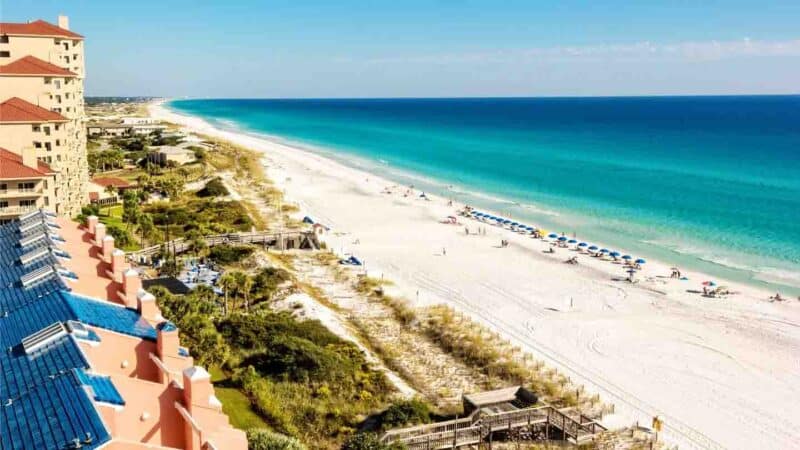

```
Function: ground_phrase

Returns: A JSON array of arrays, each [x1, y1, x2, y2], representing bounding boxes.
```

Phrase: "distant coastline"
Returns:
[[164, 97, 800, 296]]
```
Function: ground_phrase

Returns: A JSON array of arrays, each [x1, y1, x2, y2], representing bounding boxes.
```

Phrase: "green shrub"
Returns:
[[198, 177, 229, 197], [247, 428, 306, 450], [106, 224, 132, 247], [379, 399, 432, 430], [341, 433, 405, 450], [209, 244, 255, 265]]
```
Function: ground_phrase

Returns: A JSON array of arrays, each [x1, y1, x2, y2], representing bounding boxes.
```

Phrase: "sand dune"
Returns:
[[151, 101, 800, 450]]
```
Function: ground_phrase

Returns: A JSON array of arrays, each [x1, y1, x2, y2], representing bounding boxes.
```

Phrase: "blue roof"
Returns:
[[64, 293, 157, 341], [74, 369, 125, 406], [1, 368, 110, 450], [0, 218, 153, 450]]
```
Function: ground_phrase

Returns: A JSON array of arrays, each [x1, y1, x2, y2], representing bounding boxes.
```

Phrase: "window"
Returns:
[[54, 80, 61, 89], [43, 180, 48, 189], [34, 142, 42, 149], [65, 56, 70, 63], [20, 200, 36, 207], [0, 184, 6, 192], [0, 35, 9, 43], [0, 201, 8, 208], [32, 125, 41, 132], [63, 42, 69, 51], [44, 126, 51, 136], [45, 142, 52, 151], [54, 125, 60, 131], [18, 182, 34, 192], [0, 51, 10, 58], [44, 77, 52, 84], [44, 197, 49, 206]]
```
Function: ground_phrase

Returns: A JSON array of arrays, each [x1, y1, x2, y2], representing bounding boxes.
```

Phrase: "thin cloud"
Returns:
[[351, 38, 800, 65]]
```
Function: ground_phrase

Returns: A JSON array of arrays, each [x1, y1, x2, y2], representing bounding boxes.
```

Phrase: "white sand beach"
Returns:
[[151, 101, 800, 450]]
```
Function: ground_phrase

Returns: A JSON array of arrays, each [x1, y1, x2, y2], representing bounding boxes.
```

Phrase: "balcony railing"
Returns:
[[0, 188, 43, 198], [0, 205, 39, 217]]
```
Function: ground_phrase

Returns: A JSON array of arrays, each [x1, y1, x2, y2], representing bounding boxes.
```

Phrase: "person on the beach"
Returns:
[[442, 247, 447, 256], [465, 227, 469, 235]]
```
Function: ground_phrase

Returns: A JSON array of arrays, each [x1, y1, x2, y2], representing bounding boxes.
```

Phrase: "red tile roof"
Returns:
[[0, 20, 83, 39], [0, 97, 67, 123], [0, 148, 54, 179], [0, 55, 76, 77], [91, 177, 131, 189]]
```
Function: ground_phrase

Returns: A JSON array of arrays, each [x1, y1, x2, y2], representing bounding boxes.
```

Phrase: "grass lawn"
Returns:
[[98, 205, 141, 251], [209, 366, 269, 431]]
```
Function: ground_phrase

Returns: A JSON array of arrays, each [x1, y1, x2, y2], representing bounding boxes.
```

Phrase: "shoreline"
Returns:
[[163, 100, 800, 298], [151, 100, 800, 450]]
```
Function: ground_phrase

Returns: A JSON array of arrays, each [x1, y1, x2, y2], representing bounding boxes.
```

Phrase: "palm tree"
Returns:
[[217, 273, 237, 316], [241, 275, 254, 312]]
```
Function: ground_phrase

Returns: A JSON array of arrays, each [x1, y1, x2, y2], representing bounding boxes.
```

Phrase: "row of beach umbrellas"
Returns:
[[471, 210, 647, 265]]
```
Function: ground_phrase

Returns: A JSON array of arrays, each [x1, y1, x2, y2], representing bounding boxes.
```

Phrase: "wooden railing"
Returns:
[[126, 230, 319, 260], [381, 405, 606, 449]]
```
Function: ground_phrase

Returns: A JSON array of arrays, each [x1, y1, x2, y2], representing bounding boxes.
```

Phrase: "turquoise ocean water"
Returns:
[[167, 97, 800, 295]]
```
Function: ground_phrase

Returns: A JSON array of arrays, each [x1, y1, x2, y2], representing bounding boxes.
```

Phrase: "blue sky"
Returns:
[[4, 0, 800, 97]]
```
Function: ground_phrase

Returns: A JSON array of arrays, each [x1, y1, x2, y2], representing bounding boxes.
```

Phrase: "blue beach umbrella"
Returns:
[[548, 233, 558, 239], [588, 245, 598, 251], [609, 251, 621, 257], [568, 239, 578, 244], [635, 258, 646, 264], [558, 236, 568, 242], [511, 222, 519, 226], [503, 220, 512, 224], [621, 255, 632, 260], [600, 248, 609, 253], [526, 226, 534, 231], [578, 243, 588, 247]]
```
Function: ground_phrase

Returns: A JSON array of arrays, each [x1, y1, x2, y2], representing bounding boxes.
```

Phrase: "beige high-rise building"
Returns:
[[0, 16, 88, 219]]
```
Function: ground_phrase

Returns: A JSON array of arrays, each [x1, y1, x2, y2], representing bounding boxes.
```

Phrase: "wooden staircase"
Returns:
[[381, 405, 606, 449]]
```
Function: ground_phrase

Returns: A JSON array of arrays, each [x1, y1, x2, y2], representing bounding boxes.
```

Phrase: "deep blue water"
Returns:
[[168, 96, 800, 294]]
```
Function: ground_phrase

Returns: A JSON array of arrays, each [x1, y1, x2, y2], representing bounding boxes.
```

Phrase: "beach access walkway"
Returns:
[[126, 230, 320, 262], [381, 404, 605, 449]]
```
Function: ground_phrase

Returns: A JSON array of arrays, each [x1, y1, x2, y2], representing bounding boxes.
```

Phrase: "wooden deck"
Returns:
[[380, 405, 606, 449], [126, 230, 319, 261]]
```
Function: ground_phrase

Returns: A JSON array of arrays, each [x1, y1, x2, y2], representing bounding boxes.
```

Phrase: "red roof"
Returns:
[[0, 148, 54, 179], [0, 97, 67, 123], [0, 55, 76, 77], [0, 20, 83, 39], [91, 177, 131, 189]]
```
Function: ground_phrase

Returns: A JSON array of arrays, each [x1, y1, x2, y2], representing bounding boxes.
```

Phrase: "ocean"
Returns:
[[167, 96, 800, 295]]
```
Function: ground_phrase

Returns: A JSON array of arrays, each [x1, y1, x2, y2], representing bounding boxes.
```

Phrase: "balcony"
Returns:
[[0, 205, 39, 217], [0, 187, 44, 198]]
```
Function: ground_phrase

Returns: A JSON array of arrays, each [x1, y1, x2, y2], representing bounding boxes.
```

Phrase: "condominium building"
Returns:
[[0, 16, 89, 218], [0, 147, 57, 223], [0, 210, 248, 449]]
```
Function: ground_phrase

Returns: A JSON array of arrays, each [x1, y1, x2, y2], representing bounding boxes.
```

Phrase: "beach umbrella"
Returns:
[[600, 248, 609, 253], [568, 239, 578, 244], [578, 242, 588, 247], [588, 245, 598, 251], [503, 220, 512, 224], [511, 222, 519, 226], [621, 255, 632, 260], [526, 226, 534, 231], [702, 281, 716, 287], [558, 236, 568, 242], [609, 251, 620, 257], [635, 258, 646, 264], [626, 269, 637, 274], [548, 233, 558, 239]]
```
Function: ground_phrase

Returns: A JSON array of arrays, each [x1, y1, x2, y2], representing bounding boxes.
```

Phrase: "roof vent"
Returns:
[[21, 322, 67, 354], [19, 265, 56, 288], [65, 320, 90, 339], [18, 209, 43, 221], [18, 247, 50, 266], [18, 232, 48, 248]]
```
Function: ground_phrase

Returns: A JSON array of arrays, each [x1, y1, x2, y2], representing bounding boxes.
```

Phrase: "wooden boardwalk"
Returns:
[[126, 230, 319, 262], [381, 405, 606, 449]]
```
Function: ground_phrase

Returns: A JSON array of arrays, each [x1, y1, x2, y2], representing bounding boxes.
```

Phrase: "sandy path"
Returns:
[[151, 102, 800, 450]]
